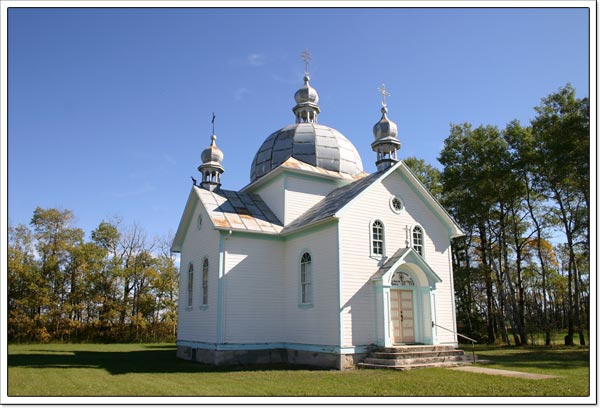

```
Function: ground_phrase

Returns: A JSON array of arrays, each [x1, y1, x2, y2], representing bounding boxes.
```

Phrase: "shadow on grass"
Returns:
[[475, 347, 589, 371], [8, 345, 325, 375]]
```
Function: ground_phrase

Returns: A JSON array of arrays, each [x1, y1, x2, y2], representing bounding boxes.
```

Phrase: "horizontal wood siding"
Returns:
[[283, 224, 340, 345], [178, 204, 220, 343], [253, 176, 285, 225], [339, 171, 456, 346], [222, 236, 285, 343], [284, 175, 340, 224]]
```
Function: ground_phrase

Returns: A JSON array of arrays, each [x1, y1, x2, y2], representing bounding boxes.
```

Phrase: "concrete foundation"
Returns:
[[176, 346, 371, 370]]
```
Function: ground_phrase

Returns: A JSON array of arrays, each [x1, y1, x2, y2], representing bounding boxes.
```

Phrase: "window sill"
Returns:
[[199, 305, 209, 310], [298, 303, 314, 309], [185, 306, 193, 311]]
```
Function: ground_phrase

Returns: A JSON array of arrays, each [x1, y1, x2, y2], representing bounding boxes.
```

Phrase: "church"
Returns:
[[171, 60, 464, 370]]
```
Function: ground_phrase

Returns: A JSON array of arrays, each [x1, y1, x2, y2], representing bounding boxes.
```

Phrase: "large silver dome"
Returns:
[[250, 123, 364, 182]]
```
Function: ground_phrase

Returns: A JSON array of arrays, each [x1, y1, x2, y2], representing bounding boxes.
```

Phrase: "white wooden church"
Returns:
[[172, 62, 464, 370]]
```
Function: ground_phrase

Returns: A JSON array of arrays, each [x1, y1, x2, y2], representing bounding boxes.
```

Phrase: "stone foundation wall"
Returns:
[[176, 346, 369, 370]]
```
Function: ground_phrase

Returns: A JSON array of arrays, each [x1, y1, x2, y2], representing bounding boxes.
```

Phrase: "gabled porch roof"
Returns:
[[370, 247, 442, 288]]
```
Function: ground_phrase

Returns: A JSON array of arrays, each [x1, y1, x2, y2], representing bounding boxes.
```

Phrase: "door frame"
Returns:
[[390, 288, 417, 344], [370, 247, 442, 348]]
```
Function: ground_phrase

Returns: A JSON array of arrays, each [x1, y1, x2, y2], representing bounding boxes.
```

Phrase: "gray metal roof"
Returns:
[[250, 123, 364, 182], [282, 170, 384, 234], [195, 187, 283, 234]]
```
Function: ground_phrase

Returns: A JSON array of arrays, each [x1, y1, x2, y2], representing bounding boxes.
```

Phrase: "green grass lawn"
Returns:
[[7, 343, 590, 397]]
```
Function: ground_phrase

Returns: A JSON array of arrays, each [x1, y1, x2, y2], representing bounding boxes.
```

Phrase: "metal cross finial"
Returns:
[[301, 49, 311, 75], [378, 84, 391, 107], [211, 112, 216, 135]]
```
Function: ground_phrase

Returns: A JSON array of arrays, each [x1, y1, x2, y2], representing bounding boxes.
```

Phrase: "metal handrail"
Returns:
[[433, 322, 477, 363]]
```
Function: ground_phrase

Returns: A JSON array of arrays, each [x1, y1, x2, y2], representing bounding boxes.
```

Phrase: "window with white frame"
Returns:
[[413, 226, 424, 256], [372, 220, 384, 256], [300, 252, 312, 304], [390, 196, 404, 214], [187, 263, 194, 307], [202, 258, 209, 306]]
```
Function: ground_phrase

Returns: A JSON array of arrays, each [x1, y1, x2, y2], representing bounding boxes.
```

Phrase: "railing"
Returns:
[[433, 322, 477, 363]]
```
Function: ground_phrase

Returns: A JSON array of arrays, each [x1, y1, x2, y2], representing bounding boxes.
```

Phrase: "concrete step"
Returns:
[[358, 360, 470, 371], [377, 345, 456, 353], [363, 355, 468, 366], [372, 350, 465, 359]]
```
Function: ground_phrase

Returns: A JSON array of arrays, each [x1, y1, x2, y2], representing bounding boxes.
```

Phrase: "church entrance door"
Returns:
[[390, 289, 415, 344]]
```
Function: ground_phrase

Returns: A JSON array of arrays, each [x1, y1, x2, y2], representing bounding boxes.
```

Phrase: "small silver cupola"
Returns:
[[372, 84, 401, 171], [198, 113, 224, 191], [292, 49, 320, 124]]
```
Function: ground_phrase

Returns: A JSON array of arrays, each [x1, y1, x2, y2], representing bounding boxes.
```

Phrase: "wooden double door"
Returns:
[[390, 289, 415, 344]]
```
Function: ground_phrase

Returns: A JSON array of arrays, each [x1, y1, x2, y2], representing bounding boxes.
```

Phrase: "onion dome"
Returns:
[[371, 85, 401, 171], [201, 135, 224, 166], [198, 134, 224, 191], [294, 75, 320, 104], [292, 75, 321, 124], [373, 105, 399, 141]]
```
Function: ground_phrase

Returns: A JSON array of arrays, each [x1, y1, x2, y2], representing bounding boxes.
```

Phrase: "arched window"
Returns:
[[187, 263, 194, 307], [202, 258, 209, 306], [300, 252, 312, 304], [372, 220, 384, 256], [413, 226, 424, 256]]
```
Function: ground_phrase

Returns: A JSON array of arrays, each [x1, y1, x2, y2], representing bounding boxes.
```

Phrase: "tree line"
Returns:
[[406, 83, 589, 346], [8, 208, 178, 343]]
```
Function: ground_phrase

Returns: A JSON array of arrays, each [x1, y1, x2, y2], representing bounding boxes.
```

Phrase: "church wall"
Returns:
[[284, 174, 340, 224], [339, 170, 456, 346], [177, 203, 220, 344], [282, 224, 340, 346], [252, 175, 285, 224], [381, 173, 456, 344], [220, 234, 285, 343]]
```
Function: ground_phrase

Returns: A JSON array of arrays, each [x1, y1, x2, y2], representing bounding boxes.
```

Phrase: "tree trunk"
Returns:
[[479, 223, 495, 343]]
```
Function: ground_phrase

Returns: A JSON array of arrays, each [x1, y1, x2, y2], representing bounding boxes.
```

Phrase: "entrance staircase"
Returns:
[[358, 345, 471, 370]]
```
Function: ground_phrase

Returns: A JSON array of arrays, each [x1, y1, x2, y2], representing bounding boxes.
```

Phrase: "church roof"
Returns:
[[282, 160, 464, 237], [173, 159, 462, 253], [250, 123, 364, 183], [196, 187, 283, 234], [369, 246, 443, 288], [243, 156, 368, 194], [370, 247, 412, 281], [282, 170, 384, 234]]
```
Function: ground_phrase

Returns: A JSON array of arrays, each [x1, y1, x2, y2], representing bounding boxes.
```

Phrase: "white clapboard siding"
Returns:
[[339, 170, 457, 347], [222, 235, 285, 343], [178, 204, 221, 343], [282, 224, 340, 346], [253, 175, 285, 225], [284, 175, 340, 225]]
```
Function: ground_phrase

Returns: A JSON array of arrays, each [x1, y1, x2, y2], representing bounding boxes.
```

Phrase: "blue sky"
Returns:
[[6, 6, 590, 243]]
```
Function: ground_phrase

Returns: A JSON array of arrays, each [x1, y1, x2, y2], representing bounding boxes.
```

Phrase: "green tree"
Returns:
[[30, 207, 84, 340], [530, 84, 589, 345], [403, 156, 443, 200]]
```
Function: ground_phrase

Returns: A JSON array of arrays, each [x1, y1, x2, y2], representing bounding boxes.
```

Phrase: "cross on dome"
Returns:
[[378, 84, 391, 107], [198, 112, 225, 192], [372, 84, 400, 171], [301, 49, 312, 75]]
